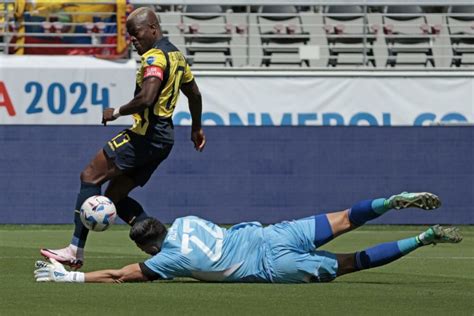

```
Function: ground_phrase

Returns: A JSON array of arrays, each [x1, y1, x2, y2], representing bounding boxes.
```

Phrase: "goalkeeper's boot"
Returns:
[[387, 192, 441, 211], [40, 245, 83, 270], [418, 225, 463, 245]]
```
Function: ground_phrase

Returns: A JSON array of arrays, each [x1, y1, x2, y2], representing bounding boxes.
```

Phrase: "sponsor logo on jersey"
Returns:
[[146, 56, 155, 65]]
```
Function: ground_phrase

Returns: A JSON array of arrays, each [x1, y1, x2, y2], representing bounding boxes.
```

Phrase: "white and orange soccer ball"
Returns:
[[80, 195, 117, 232]]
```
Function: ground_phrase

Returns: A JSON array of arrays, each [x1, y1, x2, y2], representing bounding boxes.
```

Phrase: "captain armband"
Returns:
[[143, 66, 164, 81]]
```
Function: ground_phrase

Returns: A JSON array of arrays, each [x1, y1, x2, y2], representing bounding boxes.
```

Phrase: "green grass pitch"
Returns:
[[1, 225, 473, 315]]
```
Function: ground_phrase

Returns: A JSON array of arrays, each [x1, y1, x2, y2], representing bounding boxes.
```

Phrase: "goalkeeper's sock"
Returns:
[[354, 237, 422, 270], [348, 198, 390, 226], [71, 182, 101, 248], [314, 214, 334, 247], [115, 197, 149, 226]]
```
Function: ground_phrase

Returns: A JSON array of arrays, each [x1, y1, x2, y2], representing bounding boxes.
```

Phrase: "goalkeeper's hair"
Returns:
[[129, 217, 167, 246]]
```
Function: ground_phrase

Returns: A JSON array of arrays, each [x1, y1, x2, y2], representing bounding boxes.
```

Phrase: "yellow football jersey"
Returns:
[[130, 37, 193, 138]]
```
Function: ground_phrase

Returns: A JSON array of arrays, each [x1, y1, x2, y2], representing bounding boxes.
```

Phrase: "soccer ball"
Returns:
[[80, 195, 117, 232]]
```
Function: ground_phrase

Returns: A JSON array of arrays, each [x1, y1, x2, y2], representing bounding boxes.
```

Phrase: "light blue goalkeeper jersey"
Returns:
[[144, 216, 271, 282]]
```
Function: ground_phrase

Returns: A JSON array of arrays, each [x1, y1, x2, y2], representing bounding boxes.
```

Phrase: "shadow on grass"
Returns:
[[153, 278, 455, 285]]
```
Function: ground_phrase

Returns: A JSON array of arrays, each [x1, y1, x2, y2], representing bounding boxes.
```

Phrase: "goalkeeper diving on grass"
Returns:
[[34, 192, 462, 284]]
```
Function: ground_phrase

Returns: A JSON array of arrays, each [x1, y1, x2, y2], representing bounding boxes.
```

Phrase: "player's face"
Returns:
[[127, 23, 156, 55]]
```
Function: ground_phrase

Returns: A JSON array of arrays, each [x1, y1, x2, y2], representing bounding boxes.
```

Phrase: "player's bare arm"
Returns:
[[35, 260, 150, 283], [181, 79, 206, 151], [102, 76, 162, 125], [85, 263, 149, 283]]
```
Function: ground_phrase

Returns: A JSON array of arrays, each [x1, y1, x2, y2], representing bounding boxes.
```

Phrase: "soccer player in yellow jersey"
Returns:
[[41, 7, 206, 269]]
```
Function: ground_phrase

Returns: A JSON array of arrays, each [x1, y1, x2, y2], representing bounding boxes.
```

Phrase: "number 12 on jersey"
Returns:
[[181, 218, 224, 262]]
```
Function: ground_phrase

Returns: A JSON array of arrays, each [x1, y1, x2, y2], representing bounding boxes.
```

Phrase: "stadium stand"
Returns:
[[446, 5, 474, 67], [2, 1, 474, 69]]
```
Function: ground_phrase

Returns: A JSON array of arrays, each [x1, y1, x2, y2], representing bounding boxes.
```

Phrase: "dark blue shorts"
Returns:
[[103, 129, 173, 186]]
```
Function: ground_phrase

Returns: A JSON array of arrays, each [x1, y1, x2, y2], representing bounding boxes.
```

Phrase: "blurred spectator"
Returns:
[[8, 0, 131, 57]]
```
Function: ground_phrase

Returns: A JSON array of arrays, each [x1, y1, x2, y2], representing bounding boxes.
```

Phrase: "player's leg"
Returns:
[[40, 148, 122, 268], [73, 149, 123, 245], [41, 130, 134, 267], [107, 141, 173, 226], [314, 192, 441, 249], [104, 175, 148, 226], [335, 225, 462, 277]]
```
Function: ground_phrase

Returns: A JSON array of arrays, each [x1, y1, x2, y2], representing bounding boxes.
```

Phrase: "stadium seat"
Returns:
[[323, 5, 377, 67], [180, 5, 233, 66], [257, 5, 310, 67], [446, 5, 474, 67], [383, 6, 437, 67]]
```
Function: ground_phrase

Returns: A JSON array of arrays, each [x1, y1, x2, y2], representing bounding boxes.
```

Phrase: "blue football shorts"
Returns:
[[263, 216, 338, 283]]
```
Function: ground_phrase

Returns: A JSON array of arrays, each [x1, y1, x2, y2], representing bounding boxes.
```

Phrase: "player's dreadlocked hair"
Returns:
[[129, 217, 167, 246]]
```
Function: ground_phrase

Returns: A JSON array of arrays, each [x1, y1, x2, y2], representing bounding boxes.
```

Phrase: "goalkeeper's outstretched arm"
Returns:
[[85, 263, 149, 283], [34, 259, 150, 283]]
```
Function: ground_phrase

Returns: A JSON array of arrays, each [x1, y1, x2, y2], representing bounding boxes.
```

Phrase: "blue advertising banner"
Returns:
[[0, 125, 472, 224]]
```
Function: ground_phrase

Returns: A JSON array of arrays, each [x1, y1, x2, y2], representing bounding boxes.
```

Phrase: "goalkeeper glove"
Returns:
[[34, 258, 85, 283]]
